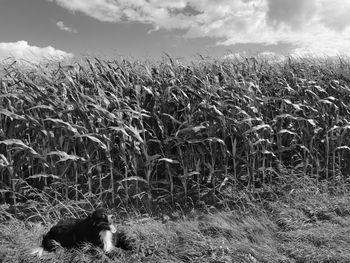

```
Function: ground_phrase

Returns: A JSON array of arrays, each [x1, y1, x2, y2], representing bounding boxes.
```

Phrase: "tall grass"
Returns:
[[1, 56, 350, 212]]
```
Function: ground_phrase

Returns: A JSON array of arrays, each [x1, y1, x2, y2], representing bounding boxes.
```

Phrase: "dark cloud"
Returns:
[[266, 0, 316, 29]]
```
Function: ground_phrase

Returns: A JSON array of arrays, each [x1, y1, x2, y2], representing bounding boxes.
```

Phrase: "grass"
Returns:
[[2, 187, 350, 262]]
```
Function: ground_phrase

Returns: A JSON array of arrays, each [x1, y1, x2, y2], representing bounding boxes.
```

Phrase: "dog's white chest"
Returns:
[[99, 230, 114, 252]]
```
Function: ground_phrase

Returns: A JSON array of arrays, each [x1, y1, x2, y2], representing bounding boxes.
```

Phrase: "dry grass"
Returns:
[[2, 189, 350, 262]]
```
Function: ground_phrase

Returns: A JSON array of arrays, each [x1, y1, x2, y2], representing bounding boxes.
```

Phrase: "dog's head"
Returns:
[[90, 209, 116, 233], [91, 208, 114, 223]]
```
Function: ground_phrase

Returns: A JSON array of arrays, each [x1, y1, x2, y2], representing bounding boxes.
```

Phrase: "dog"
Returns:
[[31, 208, 117, 257]]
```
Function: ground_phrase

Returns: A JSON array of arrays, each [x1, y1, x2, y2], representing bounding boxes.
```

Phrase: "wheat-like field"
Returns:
[[1, 56, 350, 262]]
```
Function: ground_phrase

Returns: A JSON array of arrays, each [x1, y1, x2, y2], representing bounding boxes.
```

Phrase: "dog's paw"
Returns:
[[30, 247, 44, 257]]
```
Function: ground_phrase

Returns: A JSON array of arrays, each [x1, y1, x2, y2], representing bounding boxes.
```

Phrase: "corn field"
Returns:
[[1, 56, 350, 210]]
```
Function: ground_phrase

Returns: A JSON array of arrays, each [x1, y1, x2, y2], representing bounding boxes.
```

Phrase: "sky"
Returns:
[[0, 0, 350, 63]]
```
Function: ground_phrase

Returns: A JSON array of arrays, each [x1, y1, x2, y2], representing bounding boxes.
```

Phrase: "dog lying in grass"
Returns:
[[31, 208, 117, 257]]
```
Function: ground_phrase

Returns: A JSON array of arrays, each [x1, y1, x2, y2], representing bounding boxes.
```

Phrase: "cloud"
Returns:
[[48, 0, 123, 22], [56, 21, 78, 33], [223, 51, 247, 60], [48, 0, 350, 57], [224, 51, 286, 63], [257, 51, 286, 63], [266, 0, 316, 30], [0, 41, 73, 63], [317, 0, 350, 32]]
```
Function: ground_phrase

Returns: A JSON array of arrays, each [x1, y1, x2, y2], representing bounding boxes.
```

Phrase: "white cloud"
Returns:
[[56, 21, 78, 33], [257, 51, 286, 63], [222, 51, 247, 60], [48, 0, 350, 57], [0, 41, 73, 63], [224, 51, 286, 63], [48, 0, 123, 22]]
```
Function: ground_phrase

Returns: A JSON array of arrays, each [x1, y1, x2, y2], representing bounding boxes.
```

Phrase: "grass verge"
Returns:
[[2, 189, 350, 263]]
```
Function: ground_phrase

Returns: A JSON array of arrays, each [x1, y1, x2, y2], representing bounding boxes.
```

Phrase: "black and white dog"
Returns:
[[31, 209, 116, 256]]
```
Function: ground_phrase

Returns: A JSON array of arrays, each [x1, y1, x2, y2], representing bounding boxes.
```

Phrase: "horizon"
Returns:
[[1, 0, 350, 63]]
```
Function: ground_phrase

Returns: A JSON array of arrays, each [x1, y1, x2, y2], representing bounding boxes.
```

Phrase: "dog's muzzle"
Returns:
[[107, 215, 116, 233]]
